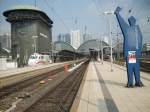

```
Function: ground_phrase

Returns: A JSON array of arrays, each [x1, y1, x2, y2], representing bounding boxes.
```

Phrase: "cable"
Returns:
[[44, 0, 70, 32], [91, 0, 101, 14]]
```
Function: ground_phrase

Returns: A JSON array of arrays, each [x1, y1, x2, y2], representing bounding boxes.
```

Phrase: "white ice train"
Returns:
[[28, 53, 52, 66]]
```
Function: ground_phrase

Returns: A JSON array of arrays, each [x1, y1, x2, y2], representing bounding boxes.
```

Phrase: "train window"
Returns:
[[30, 55, 37, 59], [41, 56, 44, 59]]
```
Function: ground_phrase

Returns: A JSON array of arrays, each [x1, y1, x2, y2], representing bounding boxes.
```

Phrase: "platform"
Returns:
[[0, 60, 79, 78], [72, 61, 150, 112], [0, 63, 61, 78]]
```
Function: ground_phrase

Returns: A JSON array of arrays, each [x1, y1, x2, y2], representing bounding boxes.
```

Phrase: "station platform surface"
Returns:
[[0, 62, 64, 78], [74, 61, 150, 112]]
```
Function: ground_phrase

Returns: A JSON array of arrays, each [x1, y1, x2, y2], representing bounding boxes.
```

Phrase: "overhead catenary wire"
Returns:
[[91, 0, 102, 15], [43, 0, 70, 32]]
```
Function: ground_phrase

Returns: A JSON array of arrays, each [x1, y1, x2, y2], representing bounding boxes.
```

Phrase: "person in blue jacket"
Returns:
[[114, 7, 143, 87]]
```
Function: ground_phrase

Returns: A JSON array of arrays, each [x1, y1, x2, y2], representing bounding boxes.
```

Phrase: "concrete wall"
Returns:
[[37, 20, 52, 52]]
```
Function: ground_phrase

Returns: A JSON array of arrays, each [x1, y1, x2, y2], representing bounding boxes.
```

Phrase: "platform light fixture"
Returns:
[[103, 10, 114, 72]]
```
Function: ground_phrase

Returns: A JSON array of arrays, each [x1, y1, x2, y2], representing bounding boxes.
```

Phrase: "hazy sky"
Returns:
[[0, 0, 150, 43]]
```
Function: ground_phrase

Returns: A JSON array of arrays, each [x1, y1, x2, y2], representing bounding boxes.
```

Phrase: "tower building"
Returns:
[[3, 5, 53, 66]]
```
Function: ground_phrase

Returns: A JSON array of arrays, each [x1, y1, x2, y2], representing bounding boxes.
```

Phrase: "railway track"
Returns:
[[0, 66, 66, 111], [114, 60, 150, 73], [0, 60, 88, 112], [25, 61, 89, 112], [0, 67, 63, 98], [140, 61, 150, 73], [0, 61, 83, 100]]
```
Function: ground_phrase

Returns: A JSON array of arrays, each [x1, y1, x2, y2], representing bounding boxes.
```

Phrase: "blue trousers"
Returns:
[[126, 59, 142, 85]]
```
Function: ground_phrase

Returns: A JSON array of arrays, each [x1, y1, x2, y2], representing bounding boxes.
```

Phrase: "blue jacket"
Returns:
[[115, 13, 142, 59]]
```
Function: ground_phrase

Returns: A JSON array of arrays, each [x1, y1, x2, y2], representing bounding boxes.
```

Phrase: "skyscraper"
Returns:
[[70, 30, 81, 49], [57, 33, 71, 44], [57, 34, 65, 42], [64, 33, 71, 44]]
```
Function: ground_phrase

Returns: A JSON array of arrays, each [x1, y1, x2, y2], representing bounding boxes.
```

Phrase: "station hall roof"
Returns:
[[53, 41, 75, 52], [77, 39, 109, 53]]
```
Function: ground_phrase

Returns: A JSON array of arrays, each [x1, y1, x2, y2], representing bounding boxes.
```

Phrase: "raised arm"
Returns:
[[114, 7, 129, 37]]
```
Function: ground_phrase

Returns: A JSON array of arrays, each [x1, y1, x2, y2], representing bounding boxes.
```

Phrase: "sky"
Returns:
[[0, 0, 150, 43]]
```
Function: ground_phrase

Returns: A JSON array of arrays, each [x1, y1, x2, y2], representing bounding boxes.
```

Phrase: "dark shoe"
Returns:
[[135, 82, 144, 87], [125, 84, 133, 88]]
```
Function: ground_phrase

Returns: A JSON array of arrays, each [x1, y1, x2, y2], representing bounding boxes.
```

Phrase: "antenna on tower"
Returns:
[[35, 0, 37, 7], [84, 25, 87, 35], [75, 18, 78, 30]]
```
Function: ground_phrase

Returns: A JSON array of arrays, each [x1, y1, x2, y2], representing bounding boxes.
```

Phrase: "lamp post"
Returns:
[[103, 11, 114, 72], [51, 42, 53, 63], [101, 36, 104, 64], [97, 39, 100, 62], [73, 49, 76, 66], [99, 39, 101, 62]]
